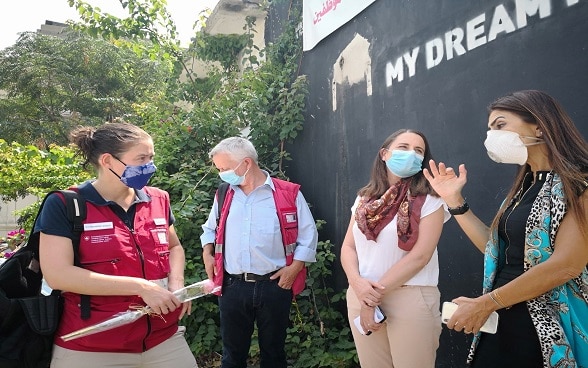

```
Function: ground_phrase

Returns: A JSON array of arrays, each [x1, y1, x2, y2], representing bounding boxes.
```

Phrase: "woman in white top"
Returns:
[[341, 129, 450, 368]]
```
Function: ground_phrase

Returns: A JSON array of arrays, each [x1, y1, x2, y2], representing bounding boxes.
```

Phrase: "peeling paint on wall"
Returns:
[[332, 34, 372, 111]]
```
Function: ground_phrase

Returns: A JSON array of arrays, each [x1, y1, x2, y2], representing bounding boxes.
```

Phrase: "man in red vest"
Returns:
[[201, 137, 318, 368]]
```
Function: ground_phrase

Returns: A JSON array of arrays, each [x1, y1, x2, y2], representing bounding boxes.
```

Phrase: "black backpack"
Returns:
[[0, 190, 86, 368]]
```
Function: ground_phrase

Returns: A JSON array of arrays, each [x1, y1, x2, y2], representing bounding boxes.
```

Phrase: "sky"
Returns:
[[0, 0, 220, 50]]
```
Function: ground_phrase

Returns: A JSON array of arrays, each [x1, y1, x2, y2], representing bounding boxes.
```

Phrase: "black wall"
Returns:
[[281, 0, 588, 367]]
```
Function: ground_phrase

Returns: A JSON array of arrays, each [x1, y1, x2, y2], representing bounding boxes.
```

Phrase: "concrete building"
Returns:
[[184, 0, 267, 79], [38, 20, 68, 37]]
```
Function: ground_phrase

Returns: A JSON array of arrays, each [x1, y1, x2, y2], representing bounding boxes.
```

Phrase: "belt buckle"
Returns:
[[243, 273, 256, 282]]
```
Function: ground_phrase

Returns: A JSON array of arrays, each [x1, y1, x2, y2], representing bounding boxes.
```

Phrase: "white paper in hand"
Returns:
[[441, 301, 499, 334], [353, 306, 386, 335]]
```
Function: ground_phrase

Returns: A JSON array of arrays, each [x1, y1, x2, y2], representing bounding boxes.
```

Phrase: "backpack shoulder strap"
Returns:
[[58, 190, 91, 319], [56, 190, 86, 266], [24, 190, 85, 257], [33, 190, 86, 233], [216, 182, 230, 225], [59, 190, 86, 234]]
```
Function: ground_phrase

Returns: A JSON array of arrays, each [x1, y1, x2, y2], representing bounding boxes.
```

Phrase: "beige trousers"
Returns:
[[51, 326, 197, 368], [347, 285, 441, 368]]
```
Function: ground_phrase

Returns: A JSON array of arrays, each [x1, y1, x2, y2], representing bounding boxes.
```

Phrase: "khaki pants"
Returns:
[[347, 286, 441, 368], [51, 326, 197, 368]]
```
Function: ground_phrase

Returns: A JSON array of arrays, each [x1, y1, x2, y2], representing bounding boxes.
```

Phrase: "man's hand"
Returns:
[[270, 260, 304, 289], [202, 243, 216, 281]]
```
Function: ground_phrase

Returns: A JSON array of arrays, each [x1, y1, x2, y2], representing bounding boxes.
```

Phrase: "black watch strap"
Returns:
[[448, 201, 470, 215]]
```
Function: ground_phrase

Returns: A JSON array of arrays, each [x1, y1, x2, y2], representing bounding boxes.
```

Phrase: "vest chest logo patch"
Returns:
[[157, 232, 168, 244], [285, 213, 297, 223], [89, 235, 115, 244], [151, 229, 169, 244], [83, 222, 114, 231]]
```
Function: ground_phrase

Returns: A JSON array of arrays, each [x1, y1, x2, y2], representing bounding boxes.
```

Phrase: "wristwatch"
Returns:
[[448, 201, 470, 215]]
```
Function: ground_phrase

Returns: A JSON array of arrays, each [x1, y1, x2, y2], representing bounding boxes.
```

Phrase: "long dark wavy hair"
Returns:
[[488, 90, 588, 234], [357, 129, 437, 200]]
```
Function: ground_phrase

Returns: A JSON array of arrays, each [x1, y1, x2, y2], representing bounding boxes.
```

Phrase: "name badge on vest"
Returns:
[[83, 222, 114, 231], [153, 218, 166, 226], [281, 210, 298, 229]]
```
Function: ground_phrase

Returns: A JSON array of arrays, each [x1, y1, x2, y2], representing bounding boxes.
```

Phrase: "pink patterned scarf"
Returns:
[[355, 180, 425, 251]]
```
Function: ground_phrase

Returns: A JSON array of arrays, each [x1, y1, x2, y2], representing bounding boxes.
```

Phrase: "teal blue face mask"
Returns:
[[218, 160, 248, 185], [385, 150, 424, 178]]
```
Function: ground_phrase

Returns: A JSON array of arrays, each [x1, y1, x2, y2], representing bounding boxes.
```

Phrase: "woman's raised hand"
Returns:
[[422, 159, 468, 205]]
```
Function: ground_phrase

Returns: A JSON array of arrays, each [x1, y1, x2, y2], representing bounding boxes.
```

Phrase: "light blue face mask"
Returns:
[[385, 150, 424, 178], [219, 160, 248, 186]]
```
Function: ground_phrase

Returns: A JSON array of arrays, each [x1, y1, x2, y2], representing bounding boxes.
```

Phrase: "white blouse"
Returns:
[[351, 195, 450, 286]]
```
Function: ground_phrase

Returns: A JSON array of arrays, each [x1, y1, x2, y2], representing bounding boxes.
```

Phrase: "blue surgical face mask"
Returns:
[[110, 156, 157, 190], [219, 160, 249, 186], [385, 150, 424, 178]]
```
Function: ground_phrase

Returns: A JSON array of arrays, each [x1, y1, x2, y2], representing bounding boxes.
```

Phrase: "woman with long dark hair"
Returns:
[[424, 90, 588, 367], [341, 129, 450, 367]]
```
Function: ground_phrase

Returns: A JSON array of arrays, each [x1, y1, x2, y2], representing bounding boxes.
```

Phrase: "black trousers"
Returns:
[[218, 275, 293, 368], [470, 302, 543, 368]]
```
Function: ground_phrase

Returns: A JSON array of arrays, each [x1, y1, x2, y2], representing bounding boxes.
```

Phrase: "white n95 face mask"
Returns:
[[483, 130, 542, 166]]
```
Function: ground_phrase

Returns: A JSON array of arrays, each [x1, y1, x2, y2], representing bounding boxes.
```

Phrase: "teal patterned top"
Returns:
[[468, 172, 588, 368]]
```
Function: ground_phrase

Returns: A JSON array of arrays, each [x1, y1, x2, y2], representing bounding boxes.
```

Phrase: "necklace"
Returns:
[[503, 173, 534, 264]]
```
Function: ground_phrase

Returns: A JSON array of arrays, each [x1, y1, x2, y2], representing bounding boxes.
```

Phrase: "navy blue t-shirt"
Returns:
[[34, 180, 175, 241]]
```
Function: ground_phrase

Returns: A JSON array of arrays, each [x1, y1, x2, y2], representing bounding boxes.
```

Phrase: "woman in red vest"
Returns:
[[37, 122, 197, 367]]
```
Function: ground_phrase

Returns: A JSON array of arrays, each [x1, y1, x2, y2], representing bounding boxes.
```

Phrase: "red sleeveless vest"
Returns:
[[213, 178, 307, 296], [56, 186, 180, 352]]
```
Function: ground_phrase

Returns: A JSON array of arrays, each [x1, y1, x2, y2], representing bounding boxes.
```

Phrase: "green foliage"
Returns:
[[145, 7, 357, 366], [142, 2, 357, 366], [0, 139, 91, 228], [286, 232, 358, 368], [0, 31, 172, 147], [68, 0, 206, 104], [192, 32, 249, 72], [0, 1, 358, 366], [68, 0, 181, 62], [240, 16, 264, 70]]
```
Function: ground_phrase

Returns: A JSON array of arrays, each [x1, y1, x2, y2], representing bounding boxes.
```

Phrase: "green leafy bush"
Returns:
[[143, 8, 358, 367], [0, 139, 91, 228], [2, 1, 359, 366]]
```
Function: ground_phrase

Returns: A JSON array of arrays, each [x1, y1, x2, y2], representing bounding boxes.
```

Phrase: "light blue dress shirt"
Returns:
[[200, 172, 318, 275]]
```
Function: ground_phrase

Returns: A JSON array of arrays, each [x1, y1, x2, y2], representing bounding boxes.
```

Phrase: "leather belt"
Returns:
[[228, 271, 278, 282]]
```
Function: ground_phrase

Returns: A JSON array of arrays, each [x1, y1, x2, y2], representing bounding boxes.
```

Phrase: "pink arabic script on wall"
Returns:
[[314, 0, 343, 24]]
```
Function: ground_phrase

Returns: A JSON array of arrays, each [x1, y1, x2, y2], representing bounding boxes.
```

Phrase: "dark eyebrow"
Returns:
[[489, 115, 504, 128]]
